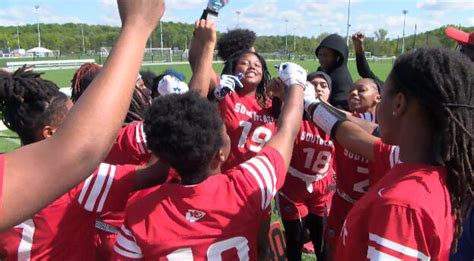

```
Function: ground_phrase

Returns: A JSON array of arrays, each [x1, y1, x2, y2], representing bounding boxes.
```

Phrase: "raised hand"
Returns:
[[117, 0, 165, 35], [276, 62, 307, 89], [193, 19, 217, 45], [214, 74, 243, 100]]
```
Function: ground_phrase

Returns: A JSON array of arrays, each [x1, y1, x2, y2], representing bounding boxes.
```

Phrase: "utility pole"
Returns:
[[81, 24, 86, 53], [160, 22, 164, 55], [401, 10, 408, 54], [236, 11, 241, 28], [16, 25, 21, 50], [346, 0, 351, 46], [413, 24, 417, 50], [35, 5, 41, 48], [285, 19, 289, 54]]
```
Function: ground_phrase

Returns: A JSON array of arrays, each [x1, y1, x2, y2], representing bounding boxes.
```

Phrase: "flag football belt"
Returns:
[[336, 188, 357, 204], [288, 166, 328, 193], [95, 220, 119, 234]]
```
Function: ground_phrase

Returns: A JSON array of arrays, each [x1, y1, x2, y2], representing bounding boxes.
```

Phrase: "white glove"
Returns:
[[303, 81, 320, 112], [214, 74, 243, 101], [157, 75, 189, 96], [276, 62, 307, 89]]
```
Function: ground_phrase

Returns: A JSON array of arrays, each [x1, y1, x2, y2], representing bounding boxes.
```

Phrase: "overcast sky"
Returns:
[[1, 0, 473, 39]]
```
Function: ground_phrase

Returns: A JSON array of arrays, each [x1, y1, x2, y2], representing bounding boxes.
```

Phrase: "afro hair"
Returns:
[[216, 29, 256, 61]]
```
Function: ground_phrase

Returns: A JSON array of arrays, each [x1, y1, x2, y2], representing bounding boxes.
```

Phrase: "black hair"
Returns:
[[0, 66, 69, 145], [71, 63, 151, 123], [221, 50, 271, 109], [144, 91, 224, 184], [70, 63, 102, 103], [139, 70, 157, 93], [216, 29, 256, 61], [389, 47, 473, 250], [125, 84, 152, 123]]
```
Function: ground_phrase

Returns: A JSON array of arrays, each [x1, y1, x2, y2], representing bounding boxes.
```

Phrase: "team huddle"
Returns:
[[0, 1, 473, 261]]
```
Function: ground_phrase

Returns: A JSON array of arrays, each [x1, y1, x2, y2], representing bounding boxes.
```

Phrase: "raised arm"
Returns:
[[305, 95, 378, 161], [352, 32, 381, 82], [188, 20, 216, 97], [266, 63, 306, 167], [1, 0, 165, 231]]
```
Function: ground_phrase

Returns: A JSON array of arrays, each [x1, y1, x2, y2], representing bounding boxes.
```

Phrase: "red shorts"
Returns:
[[325, 192, 354, 248], [279, 173, 333, 220], [94, 223, 119, 261]]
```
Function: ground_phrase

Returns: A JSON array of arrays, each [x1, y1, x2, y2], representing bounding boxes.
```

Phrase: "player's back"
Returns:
[[115, 147, 286, 260], [0, 190, 95, 260]]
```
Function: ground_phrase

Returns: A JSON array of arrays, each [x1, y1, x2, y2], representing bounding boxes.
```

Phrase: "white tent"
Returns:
[[26, 47, 53, 57]]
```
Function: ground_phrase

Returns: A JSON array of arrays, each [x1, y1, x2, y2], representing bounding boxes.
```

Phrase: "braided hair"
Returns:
[[0, 66, 69, 145], [389, 47, 474, 250], [71, 63, 151, 123], [221, 50, 271, 109], [70, 63, 102, 103]]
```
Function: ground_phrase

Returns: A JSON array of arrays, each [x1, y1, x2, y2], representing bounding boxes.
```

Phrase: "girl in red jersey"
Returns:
[[189, 20, 278, 259], [306, 47, 473, 260]]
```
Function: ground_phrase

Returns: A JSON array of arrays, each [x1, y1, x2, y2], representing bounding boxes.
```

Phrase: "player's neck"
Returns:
[[397, 117, 440, 165], [238, 85, 257, 97]]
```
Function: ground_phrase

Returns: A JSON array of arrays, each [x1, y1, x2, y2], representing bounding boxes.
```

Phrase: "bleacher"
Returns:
[[6, 59, 95, 71]]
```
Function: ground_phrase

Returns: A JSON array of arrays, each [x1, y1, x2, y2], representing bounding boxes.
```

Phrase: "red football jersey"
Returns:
[[219, 92, 276, 171], [113, 147, 286, 260], [0, 163, 136, 260], [336, 163, 453, 260], [106, 121, 151, 165], [369, 139, 401, 185], [279, 120, 335, 219]]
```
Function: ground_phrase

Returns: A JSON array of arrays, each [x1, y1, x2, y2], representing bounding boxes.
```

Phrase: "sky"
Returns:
[[0, 0, 473, 39]]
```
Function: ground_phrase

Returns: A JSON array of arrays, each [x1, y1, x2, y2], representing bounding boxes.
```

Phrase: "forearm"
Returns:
[[188, 43, 215, 97], [334, 121, 377, 161], [267, 85, 304, 166], [1, 27, 150, 231]]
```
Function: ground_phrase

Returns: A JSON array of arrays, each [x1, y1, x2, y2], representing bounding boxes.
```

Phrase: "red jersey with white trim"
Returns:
[[219, 92, 276, 171], [106, 121, 150, 165], [369, 139, 401, 185], [279, 120, 335, 218], [113, 147, 286, 260], [0, 163, 136, 260], [336, 163, 453, 260], [333, 112, 374, 201]]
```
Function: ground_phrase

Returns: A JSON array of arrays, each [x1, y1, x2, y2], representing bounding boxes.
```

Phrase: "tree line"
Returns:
[[0, 22, 471, 57]]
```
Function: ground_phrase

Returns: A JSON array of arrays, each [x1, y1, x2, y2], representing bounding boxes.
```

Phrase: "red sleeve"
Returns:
[[367, 204, 434, 260], [75, 163, 136, 213], [230, 146, 287, 212], [113, 223, 144, 260], [369, 139, 400, 185], [107, 122, 150, 165]]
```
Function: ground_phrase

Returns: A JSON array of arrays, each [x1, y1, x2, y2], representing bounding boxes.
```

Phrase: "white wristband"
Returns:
[[311, 104, 340, 135]]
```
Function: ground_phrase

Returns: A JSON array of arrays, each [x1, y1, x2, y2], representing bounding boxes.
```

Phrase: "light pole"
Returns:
[[285, 19, 289, 53], [35, 5, 41, 48], [160, 22, 164, 55], [413, 24, 417, 49], [16, 25, 21, 51], [81, 24, 86, 53], [293, 27, 296, 52], [401, 10, 408, 54], [236, 11, 241, 28], [346, 0, 351, 46]]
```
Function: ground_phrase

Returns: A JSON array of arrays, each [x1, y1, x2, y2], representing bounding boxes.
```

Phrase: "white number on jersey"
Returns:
[[14, 218, 35, 260], [167, 236, 249, 260], [303, 148, 332, 174], [238, 121, 272, 153], [353, 166, 369, 193]]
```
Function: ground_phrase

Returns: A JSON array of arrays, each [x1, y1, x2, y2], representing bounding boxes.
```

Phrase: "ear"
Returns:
[[374, 93, 382, 104], [41, 125, 57, 139], [391, 92, 407, 117], [217, 149, 227, 163]]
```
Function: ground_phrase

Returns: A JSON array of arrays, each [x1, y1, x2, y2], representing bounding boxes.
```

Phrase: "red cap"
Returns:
[[445, 26, 474, 46]]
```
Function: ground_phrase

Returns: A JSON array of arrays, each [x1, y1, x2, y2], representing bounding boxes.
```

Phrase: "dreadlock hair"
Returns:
[[216, 29, 256, 61], [70, 63, 101, 102], [144, 91, 224, 185], [221, 50, 271, 109], [125, 82, 152, 123], [0, 66, 69, 145], [389, 47, 474, 251]]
